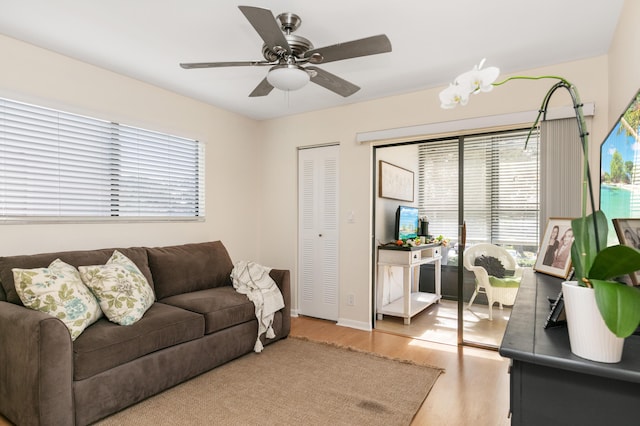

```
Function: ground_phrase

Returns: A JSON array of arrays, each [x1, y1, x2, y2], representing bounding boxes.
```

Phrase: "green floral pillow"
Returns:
[[13, 259, 103, 340], [79, 250, 154, 326]]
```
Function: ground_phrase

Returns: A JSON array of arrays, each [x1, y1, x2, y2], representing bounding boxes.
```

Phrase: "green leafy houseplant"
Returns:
[[440, 59, 640, 338]]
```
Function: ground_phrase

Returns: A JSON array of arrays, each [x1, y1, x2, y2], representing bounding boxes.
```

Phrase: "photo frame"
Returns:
[[378, 161, 414, 202], [534, 217, 575, 278], [613, 218, 640, 285], [543, 291, 566, 329]]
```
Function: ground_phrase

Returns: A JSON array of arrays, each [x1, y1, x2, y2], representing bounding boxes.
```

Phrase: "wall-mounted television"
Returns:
[[599, 88, 640, 245], [395, 205, 419, 240]]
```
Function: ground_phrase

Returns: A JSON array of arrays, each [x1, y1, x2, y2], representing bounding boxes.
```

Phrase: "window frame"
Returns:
[[0, 96, 205, 224]]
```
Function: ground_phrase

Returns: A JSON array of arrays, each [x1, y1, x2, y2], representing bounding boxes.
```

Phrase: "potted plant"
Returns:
[[440, 60, 640, 362]]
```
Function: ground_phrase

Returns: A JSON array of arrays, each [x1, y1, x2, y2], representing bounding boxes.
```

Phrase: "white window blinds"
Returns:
[[417, 139, 459, 240], [418, 128, 539, 247], [0, 97, 204, 222], [464, 130, 539, 246]]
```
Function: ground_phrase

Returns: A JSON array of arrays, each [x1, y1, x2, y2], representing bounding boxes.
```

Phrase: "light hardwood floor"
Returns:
[[291, 315, 511, 426], [0, 315, 512, 426], [375, 299, 511, 348]]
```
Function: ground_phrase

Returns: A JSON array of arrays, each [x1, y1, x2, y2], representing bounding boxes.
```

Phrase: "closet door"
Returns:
[[298, 145, 339, 321]]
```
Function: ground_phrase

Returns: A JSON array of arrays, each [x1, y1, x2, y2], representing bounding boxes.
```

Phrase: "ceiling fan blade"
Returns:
[[306, 66, 360, 97], [304, 34, 392, 64], [249, 78, 274, 97], [180, 60, 273, 69], [238, 6, 291, 55]]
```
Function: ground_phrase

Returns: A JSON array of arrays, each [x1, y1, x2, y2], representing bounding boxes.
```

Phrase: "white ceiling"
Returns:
[[0, 0, 624, 121]]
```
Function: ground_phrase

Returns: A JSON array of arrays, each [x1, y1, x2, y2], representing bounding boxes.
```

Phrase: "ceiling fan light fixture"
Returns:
[[267, 65, 310, 91]]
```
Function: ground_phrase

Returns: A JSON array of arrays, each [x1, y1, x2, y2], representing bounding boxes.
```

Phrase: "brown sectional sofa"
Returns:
[[0, 241, 290, 426]]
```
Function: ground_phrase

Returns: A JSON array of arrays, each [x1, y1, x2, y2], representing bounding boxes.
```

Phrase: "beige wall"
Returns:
[[258, 56, 611, 329], [0, 34, 262, 262], [608, 0, 640, 118], [375, 144, 419, 244]]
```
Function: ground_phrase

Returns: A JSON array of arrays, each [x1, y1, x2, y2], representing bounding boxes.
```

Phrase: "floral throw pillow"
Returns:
[[13, 259, 103, 340], [79, 250, 155, 326]]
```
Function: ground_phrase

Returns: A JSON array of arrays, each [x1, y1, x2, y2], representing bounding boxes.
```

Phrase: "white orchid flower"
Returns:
[[456, 58, 500, 94], [439, 59, 501, 108], [439, 83, 471, 109]]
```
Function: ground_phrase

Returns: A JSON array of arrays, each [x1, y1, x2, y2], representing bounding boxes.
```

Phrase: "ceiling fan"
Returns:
[[180, 5, 392, 97]]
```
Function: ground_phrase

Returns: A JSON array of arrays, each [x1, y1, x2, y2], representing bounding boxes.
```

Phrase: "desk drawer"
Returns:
[[379, 249, 421, 264]]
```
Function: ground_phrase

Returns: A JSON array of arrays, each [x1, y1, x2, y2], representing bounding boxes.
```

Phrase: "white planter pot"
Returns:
[[562, 281, 624, 363]]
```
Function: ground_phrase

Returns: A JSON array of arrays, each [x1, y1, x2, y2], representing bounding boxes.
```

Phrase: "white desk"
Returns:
[[376, 244, 441, 325]]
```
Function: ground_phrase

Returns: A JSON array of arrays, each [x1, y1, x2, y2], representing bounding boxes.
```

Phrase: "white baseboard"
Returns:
[[336, 318, 372, 331]]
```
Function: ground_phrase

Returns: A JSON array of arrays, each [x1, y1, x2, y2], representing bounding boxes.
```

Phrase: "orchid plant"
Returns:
[[440, 59, 640, 338]]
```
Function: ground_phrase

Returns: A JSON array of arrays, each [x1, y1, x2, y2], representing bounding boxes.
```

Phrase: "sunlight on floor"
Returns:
[[406, 337, 506, 361], [375, 299, 511, 348]]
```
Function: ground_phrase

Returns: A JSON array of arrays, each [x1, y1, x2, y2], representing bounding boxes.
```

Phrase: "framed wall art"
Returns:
[[613, 218, 640, 285], [379, 161, 414, 202], [534, 217, 575, 279]]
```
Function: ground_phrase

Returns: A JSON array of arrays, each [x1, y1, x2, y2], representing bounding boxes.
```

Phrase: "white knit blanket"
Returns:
[[231, 260, 284, 353]]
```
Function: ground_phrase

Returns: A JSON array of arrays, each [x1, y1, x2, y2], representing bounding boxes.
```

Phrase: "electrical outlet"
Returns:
[[347, 294, 355, 306]]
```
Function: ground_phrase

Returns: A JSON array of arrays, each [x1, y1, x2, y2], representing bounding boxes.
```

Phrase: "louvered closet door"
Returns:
[[298, 145, 339, 321]]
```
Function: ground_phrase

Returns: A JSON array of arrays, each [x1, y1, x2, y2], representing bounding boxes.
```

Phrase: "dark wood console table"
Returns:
[[499, 269, 640, 425]]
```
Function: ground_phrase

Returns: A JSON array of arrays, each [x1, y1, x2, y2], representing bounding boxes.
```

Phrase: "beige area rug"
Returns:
[[95, 337, 443, 426]]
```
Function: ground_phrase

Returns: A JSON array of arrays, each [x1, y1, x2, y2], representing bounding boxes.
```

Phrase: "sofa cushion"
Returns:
[[488, 276, 521, 288], [147, 241, 234, 300], [13, 259, 103, 340], [0, 247, 153, 306], [79, 251, 155, 326], [160, 286, 255, 334], [72, 302, 204, 381]]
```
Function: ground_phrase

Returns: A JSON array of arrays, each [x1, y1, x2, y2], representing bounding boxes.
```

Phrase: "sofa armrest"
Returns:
[[0, 301, 74, 426], [268, 269, 291, 338]]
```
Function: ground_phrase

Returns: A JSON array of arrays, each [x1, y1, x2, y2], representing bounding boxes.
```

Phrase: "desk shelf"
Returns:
[[376, 244, 441, 325], [377, 292, 440, 321]]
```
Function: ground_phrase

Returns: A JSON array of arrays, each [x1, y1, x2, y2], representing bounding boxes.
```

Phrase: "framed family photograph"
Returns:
[[613, 218, 640, 285], [534, 217, 575, 279]]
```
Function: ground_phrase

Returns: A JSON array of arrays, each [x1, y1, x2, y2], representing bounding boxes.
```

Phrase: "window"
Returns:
[[418, 128, 539, 266], [0, 97, 204, 222], [463, 130, 539, 247], [417, 138, 459, 240]]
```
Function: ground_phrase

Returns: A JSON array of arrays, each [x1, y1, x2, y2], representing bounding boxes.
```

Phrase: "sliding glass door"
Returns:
[[417, 128, 539, 347], [460, 130, 539, 347], [373, 126, 540, 348]]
